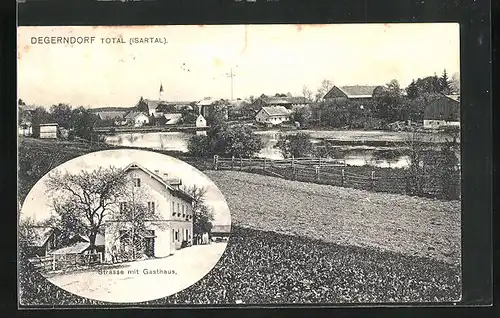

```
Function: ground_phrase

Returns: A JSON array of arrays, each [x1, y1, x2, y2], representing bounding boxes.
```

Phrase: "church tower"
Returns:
[[159, 82, 164, 101]]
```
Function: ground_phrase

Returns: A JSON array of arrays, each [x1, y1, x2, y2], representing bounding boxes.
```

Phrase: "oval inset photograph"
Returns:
[[19, 149, 231, 303]]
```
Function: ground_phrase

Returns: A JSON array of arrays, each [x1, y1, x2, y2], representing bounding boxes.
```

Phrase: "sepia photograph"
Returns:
[[18, 23, 462, 306]]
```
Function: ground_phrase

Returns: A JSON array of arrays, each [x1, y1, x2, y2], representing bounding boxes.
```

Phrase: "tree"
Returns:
[[450, 72, 460, 94], [301, 85, 313, 102], [292, 106, 312, 128], [403, 130, 428, 196], [184, 185, 214, 245], [69, 106, 99, 140], [315, 79, 333, 101], [107, 174, 167, 261], [31, 107, 54, 137], [210, 124, 263, 158], [50, 103, 72, 129], [406, 80, 419, 99], [180, 106, 198, 125], [45, 166, 129, 252], [386, 79, 402, 96], [439, 69, 452, 94], [18, 99, 26, 106], [205, 100, 228, 128], [187, 134, 213, 158], [274, 133, 314, 158], [437, 135, 460, 200]]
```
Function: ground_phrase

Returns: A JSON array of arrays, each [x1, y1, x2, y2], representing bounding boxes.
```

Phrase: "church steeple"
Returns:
[[159, 82, 164, 101]]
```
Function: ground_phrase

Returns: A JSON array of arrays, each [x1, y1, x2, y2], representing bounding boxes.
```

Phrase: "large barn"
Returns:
[[323, 85, 386, 100], [423, 94, 460, 129]]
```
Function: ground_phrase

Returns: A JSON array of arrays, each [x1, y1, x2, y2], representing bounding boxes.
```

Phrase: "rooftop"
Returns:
[[261, 106, 291, 117]]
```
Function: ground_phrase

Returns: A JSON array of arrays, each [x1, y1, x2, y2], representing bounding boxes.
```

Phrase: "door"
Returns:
[[144, 237, 155, 257]]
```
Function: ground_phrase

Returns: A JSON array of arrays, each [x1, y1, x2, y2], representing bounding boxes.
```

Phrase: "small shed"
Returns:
[[25, 227, 61, 257], [39, 123, 58, 139], [423, 94, 460, 129]]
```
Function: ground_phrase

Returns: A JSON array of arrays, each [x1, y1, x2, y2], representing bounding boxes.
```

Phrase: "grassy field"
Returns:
[[18, 138, 462, 305], [204, 170, 461, 266]]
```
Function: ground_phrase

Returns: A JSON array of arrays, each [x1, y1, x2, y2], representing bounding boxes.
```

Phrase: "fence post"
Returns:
[[52, 253, 56, 271], [291, 156, 295, 168], [263, 158, 267, 171], [213, 155, 219, 170], [240, 157, 243, 170], [341, 169, 345, 187], [316, 165, 320, 181], [231, 156, 235, 169], [371, 171, 375, 190]]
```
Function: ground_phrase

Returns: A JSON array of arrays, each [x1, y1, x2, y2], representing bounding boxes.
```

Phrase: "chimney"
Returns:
[[154, 170, 160, 175]]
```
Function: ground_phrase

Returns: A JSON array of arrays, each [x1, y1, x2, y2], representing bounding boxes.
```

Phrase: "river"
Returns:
[[104, 129, 458, 169]]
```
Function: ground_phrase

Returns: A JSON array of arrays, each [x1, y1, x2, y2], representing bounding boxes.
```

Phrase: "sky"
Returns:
[[20, 149, 232, 227], [17, 23, 460, 108]]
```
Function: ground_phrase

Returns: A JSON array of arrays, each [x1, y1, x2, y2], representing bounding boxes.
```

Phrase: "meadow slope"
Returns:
[[204, 170, 461, 266]]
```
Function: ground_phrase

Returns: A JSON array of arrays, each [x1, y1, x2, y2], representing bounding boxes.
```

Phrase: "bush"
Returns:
[[188, 124, 263, 158]]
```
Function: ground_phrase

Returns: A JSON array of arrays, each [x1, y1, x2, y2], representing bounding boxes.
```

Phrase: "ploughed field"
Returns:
[[18, 138, 461, 305]]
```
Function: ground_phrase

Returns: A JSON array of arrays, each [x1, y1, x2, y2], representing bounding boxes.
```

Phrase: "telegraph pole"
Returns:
[[226, 67, 236, 100]]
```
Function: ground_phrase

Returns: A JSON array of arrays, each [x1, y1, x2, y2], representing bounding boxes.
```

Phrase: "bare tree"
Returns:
[[301, 85, 313, 102], [45, 166, 128, 252], [315, 79, 334, 101], [403, 130, 428, 195], [106, 175, 167, 261]]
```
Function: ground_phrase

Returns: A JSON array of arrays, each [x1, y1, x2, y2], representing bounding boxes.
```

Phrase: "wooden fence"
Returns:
[[212, 155, 459, 199], [28, 253, 103, 272]]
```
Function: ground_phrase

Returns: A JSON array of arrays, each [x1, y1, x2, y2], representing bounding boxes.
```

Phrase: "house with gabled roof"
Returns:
[[255, 106, 292, 126], [249, 95, 310, 115], [323, 85, 386, 100], [104, 162, 195, 262], [124, 111, 150, 127]]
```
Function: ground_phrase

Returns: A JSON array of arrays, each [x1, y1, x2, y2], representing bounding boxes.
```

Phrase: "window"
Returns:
[[134, 178, 141, 187], [172, 202, 175, 216], [148, 202, 155, 213], [182, 205, 185, 217], [119, 202, 127, 214], [175, 230, 178, 241], [177, 203, 180, 216]]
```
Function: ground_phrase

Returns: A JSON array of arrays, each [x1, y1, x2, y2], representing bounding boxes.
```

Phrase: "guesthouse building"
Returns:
[[103, 163, 195, 262], [124, 111, 150, 127]]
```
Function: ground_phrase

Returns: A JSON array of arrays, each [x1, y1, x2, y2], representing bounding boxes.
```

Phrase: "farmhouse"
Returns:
[[249, 95, 309, 114], [39, 123, 58, 139], [135, 98, 192, 117], [25, 226, 60, 257], [423, 94, 460, 129], [103, 163, 195, 262], [96, 111, 127, 125], [255, 106, 292, 126], [323, 85, 385, 100], [124, 111, 150, 127]]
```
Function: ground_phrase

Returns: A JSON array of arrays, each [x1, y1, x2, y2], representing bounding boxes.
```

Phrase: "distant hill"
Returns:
[[89, 107, 134, 113]]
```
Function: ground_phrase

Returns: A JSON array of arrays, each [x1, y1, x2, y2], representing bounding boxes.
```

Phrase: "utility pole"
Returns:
[[226, 67, 237, 100]]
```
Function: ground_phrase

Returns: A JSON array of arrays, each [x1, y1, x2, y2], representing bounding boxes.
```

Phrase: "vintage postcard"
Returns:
[[17, 24, 461, 307]]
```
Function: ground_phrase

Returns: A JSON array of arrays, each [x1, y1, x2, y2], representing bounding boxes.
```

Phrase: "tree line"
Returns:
[[293, 70, 459, 129], [18, 101, 101, 141]]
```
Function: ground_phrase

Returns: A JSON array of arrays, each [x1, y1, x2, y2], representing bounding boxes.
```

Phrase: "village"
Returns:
[[18, 69, 460, 139]]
